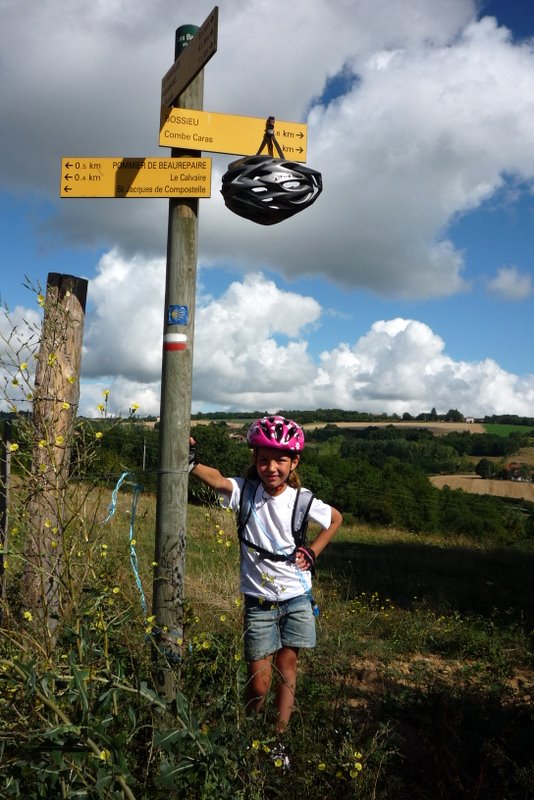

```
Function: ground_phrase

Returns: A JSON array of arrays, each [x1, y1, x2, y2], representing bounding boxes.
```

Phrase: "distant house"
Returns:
[[465, 417, 475, 424], [503, 462, 534, 482]]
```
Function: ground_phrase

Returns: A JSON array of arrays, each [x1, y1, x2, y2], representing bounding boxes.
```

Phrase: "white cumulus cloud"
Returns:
[[72, 261, 534, 418], [487, 266, 533, 300]]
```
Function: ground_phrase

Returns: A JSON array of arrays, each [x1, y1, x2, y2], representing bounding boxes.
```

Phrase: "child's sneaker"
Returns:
[[270, 743, 290, 771]]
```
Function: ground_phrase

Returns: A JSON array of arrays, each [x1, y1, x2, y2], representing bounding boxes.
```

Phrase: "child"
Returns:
[[190, 415, 342, 740]]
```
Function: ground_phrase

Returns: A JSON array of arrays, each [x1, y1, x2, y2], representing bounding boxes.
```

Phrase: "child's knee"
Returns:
[[248, 659, 272, 694], [275, 646, 299, 675]]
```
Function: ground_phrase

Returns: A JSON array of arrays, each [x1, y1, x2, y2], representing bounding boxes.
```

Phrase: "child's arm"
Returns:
[[190, 461, 233, 496], [295, 506, 342, 570], [188, 438, 233, 496]]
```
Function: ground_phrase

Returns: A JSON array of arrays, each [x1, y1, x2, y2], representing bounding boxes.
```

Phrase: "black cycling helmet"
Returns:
[[220, 155, 323, 225]]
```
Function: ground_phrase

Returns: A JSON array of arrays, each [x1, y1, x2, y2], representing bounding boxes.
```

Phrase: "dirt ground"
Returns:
[[192, 420, 487, 434], [347, 655, 533, 707], [301, 421, 486, 434], [430, 474, 534, 501]]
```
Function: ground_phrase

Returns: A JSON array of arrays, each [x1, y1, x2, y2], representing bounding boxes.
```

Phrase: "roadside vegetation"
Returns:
[[2, 400, 534, 798], [2, 485, 533, 799]]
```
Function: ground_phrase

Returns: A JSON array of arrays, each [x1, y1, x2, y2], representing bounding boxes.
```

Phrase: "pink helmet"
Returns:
[[247, 415, 305, 452]]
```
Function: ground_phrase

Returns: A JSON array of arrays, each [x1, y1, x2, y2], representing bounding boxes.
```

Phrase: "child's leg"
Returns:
[[245, 656, 273, 713], [273, 646, 299, 733]]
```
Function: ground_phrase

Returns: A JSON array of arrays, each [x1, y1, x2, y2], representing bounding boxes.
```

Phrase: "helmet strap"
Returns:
[[256, 116, 285, 159]]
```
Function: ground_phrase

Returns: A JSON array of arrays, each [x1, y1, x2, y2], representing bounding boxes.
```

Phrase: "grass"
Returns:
[[483, 423, 534, 437], [2, 485, 534, 799]]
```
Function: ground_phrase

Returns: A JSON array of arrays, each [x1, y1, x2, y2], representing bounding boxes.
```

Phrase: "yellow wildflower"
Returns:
[[9, 443, 19, 452], [23, 610, 33, 621]]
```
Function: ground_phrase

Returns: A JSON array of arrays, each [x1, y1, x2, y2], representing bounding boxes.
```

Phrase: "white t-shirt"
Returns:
[[221, 478, 332, 602]]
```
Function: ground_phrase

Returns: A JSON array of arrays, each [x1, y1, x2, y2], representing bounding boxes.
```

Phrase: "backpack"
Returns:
[[236, 478, 314, 562]]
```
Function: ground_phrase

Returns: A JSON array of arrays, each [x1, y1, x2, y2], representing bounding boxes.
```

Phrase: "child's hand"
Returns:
[[294, 545, 315, 570], [188, 438, 198, 471]]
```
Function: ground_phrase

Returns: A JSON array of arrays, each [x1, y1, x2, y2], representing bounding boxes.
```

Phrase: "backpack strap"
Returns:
[[237, 478, 258, 538], [291, 488, 314, 547], [237, 477, 289, 562], [237, 480, 315, 562]]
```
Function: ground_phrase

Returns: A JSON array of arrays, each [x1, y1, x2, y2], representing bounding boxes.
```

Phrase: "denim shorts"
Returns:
[[243, 593, 316, 662]]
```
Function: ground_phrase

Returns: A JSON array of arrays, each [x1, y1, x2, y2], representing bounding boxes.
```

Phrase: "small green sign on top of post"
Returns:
[[161, 7, 218, 106], [176, 24, 199, 57]]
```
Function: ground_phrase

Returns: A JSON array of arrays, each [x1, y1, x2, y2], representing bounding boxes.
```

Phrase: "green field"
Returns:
[[484, 423, 534, 437]]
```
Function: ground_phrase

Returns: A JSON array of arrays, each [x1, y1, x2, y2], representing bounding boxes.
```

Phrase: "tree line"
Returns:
[[190, 407, 534, 427], [186, 423, 534, 545]]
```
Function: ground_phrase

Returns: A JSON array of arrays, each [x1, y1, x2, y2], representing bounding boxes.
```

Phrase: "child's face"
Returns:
[[255, 447, 299, 495]]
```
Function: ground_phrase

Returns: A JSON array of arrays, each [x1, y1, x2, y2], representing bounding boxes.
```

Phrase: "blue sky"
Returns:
[[1, 0, 534, 418]]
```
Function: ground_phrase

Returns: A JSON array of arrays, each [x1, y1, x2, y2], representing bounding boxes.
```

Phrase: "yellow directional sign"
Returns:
[[161, 7, 218, 106], [159, 108, 307, 162], [60, 157, 212, 198]]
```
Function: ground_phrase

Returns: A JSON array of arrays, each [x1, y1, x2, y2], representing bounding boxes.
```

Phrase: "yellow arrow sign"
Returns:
[[159, 109, 307, 162], [60, 157, 212, 198]]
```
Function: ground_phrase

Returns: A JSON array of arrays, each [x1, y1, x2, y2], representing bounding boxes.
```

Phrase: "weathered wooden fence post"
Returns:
[[21, 273, 88, 642], [0, 419, 12, 625]]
